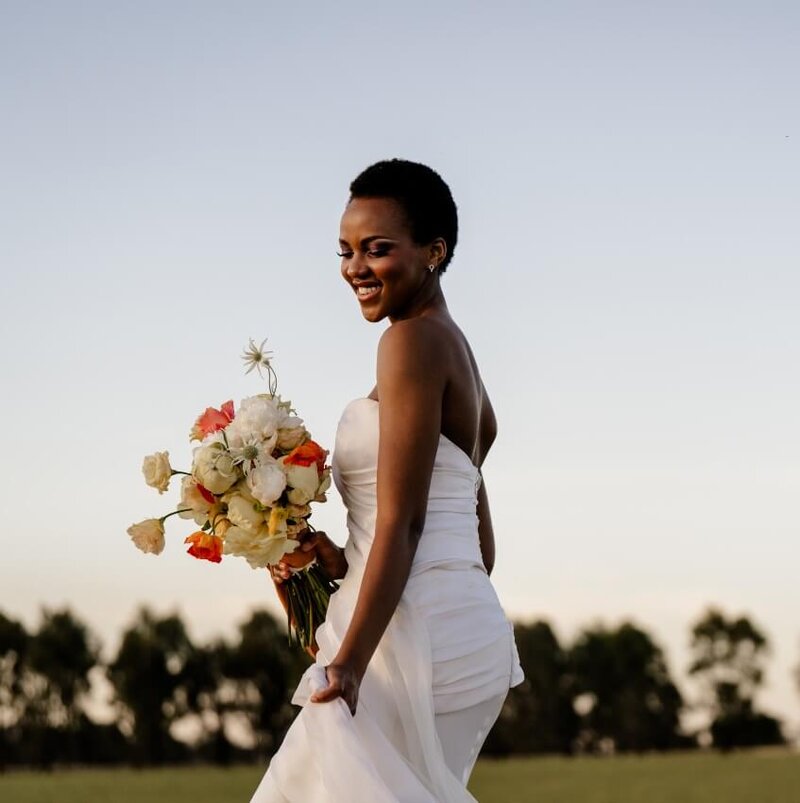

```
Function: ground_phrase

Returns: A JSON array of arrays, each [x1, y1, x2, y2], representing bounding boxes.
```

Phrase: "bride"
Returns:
[[250, 159, 524, 802]]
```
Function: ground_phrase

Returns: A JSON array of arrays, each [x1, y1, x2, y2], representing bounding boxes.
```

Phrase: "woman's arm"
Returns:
[[310, 319, 444, 713]]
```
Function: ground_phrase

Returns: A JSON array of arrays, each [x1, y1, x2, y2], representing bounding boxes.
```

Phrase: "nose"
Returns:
[[344, 252, 371, 281]]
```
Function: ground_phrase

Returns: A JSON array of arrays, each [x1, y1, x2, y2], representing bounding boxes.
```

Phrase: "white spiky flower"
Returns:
[[228, 436, 274, 476], [241, 337, 273, 377]]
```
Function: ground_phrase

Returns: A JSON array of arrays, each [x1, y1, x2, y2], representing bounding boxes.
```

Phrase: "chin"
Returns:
[[360, 306, 387, 323]]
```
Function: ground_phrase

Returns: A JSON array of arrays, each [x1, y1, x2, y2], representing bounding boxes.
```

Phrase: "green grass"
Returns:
[[1, 751, 799, 803]]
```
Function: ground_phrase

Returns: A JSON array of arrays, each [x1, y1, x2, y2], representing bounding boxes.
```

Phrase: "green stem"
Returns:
[[160, 508, 192, 523]]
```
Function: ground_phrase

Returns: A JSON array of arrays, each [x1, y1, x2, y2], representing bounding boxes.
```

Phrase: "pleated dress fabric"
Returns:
[[249, 398, 525, 802]]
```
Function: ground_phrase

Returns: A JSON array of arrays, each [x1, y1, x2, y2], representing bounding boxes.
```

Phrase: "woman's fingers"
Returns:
[[310, 683, 341, 703], [310, 666, 358, 715], [269, 562, 291, 582]]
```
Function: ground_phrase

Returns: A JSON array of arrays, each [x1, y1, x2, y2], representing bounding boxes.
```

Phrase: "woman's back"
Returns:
[[367, 315, 497, 471]]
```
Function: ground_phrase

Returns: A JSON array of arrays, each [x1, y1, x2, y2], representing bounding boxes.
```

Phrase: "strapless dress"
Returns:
[[250, 397, 525, 802]]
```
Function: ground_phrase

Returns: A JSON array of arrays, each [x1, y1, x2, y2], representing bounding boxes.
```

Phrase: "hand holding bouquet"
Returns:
[[126, 338, 339, 651]]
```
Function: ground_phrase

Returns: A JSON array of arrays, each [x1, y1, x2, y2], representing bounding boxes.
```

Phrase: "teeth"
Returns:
[[357, 286, 380, 296]]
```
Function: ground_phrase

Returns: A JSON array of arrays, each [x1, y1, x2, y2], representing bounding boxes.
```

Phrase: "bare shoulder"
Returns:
[[377, 318, 447, 377]]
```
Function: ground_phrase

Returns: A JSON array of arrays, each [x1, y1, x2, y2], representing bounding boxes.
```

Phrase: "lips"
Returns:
[[354, 284, 381, 302]]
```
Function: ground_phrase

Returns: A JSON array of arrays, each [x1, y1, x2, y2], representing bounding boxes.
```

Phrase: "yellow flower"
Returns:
[[268, 506, 289, 536]]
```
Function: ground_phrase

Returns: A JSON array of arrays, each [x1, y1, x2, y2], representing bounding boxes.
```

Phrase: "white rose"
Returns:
[[142, 451, 172, 494], [226, 396, 281, 451], [281, 460, 320, 505], [276, 417, 307, 451], [226, 493, 266, 534], [222, 479, 258, 506], [246, 457, 287, 507], [223, 525, 290, 569], [193, 443, 238, 495], [127, 518, 165, 555]]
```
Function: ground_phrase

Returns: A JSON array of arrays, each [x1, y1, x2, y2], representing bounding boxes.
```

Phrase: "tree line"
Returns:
[[0, 604, 789, 769]]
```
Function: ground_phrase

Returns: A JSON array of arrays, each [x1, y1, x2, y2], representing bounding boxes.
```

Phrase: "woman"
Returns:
[[250, 159, 524, 802]]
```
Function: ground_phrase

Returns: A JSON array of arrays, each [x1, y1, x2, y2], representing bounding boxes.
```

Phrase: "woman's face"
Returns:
[[338, 196, 443, 323]]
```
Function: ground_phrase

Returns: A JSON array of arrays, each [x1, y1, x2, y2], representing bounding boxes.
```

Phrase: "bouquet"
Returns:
[[126, 338, 339, 650]]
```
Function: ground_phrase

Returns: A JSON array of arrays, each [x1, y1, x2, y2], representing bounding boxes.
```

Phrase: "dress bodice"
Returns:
[[332, 397, 486, 576]]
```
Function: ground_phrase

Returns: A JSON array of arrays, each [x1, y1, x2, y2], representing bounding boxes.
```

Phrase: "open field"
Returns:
[[1, 750, 799, 803]]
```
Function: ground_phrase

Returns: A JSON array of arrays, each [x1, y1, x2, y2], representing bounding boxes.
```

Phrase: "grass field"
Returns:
[[1, 750, 799, 803]]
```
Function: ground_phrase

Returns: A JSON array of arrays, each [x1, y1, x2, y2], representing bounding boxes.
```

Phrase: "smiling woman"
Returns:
[[337, 160, 458, 323], [250, 159, 524, 803]]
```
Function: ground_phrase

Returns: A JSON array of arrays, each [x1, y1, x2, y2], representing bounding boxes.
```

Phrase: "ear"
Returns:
[[428, 237, 447, 269]]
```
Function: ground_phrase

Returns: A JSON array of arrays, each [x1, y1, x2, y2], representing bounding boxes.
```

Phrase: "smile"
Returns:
[[355, 285, 381, 302]]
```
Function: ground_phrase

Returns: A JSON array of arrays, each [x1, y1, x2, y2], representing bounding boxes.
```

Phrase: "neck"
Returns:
[[389, 280, 447, 324]]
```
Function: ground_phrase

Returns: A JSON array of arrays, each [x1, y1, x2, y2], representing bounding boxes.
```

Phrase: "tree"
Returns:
[[107, 607, 196, 764], [27, 608, 99, 729], [689, 607, 783, 749], [568, 621, 685, 753], [23, 608, 102, 766], [0, 612, 30, 769], [179, 639, 241, 764], [484, 620, 578, 755], [224, 609, 307, 758]]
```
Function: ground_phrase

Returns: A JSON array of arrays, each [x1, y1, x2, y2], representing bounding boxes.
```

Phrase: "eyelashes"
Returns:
[[336, 248, 390, 259]]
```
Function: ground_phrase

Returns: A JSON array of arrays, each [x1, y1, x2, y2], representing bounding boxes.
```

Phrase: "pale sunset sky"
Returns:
[[1, 2, 798, 733]]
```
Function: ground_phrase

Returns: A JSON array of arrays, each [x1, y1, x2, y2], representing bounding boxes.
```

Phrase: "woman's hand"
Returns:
[[309, 661, 363, 716], [269, 529, 348, 583]]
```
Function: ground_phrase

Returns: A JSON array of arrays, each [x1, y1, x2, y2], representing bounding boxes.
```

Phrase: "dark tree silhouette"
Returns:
[[0, 612, 30, 770], [27, 608, 99, 729], [484, 620, 578, 755], [22, 608, 102, 766], [224, 609, 308, 758], [107, 607, 196, 764], [689, 607, 784, 749], [569, 621, 685, 752], [179, 639, 245, 764]]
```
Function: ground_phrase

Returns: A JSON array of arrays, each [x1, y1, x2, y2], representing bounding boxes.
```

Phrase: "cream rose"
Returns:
[[193, 443, 238, 495], [313, 469, 332, 502], [178, 476, 213, 525], [281, 460, 320, 506], [276, 417, 308, 451], [127, 518, 165, 555], [227, 493, 266, 534], [246, 457, 287, 507], [223, 525, 290, 568], [142, 451, 172, 494]]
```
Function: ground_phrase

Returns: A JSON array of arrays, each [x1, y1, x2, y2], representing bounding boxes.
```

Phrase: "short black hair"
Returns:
[[349, 159, 458, 274]]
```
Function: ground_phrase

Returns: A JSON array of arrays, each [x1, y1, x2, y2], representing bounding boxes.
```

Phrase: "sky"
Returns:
[[1, 1, 798, 735]]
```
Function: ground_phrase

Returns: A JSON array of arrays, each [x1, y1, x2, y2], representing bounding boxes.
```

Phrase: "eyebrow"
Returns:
[[338, 235, 396, 247]]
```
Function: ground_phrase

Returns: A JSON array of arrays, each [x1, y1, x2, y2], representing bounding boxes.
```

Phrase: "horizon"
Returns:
[[1, 1, 798, 736]]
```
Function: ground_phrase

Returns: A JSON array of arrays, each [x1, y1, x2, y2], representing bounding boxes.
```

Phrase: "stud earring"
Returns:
[[427, 264, 436, 273]]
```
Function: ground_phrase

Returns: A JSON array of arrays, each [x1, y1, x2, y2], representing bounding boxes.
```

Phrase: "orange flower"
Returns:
[[184, 531, 223, 563], [190, 400, 235, 440], [284, 440, 327, 473]]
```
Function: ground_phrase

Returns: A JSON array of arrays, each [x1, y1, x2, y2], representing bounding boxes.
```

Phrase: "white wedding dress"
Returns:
[[250, 398, 525, 802]]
